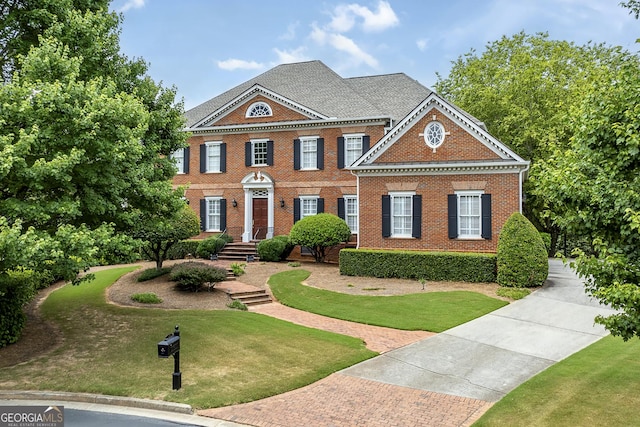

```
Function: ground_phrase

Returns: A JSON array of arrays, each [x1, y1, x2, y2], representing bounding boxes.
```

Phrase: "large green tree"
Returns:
[[434, 32, 632, 253], [533, 52, 640, 340]]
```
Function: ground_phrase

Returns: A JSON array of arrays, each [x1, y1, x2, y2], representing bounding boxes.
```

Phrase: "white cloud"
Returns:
[[217, 59, 265, 71], [416, 38, 429, 52], [328, 1, 399, 33], [279, 22, 300, 41], [328, 33, 379, 68], [118, 0, 145, 12], [274, 47, 310, 64]]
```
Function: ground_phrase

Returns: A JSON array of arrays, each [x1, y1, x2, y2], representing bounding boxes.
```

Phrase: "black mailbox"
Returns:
[[158, 334, 180, 358]]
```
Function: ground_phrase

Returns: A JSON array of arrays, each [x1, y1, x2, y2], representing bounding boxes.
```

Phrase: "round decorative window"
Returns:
[[424, 121, 445, 149]]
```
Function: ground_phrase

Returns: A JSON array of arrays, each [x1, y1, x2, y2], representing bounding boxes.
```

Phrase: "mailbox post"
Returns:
[[157, 325, 181, 390]]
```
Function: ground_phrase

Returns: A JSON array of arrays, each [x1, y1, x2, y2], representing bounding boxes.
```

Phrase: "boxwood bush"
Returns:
[[169, 262, 228, 292], [166, 240, 200, 260], [339, 249, 497, 283], [497, 212, 549, 288], [273, 235, 295, 260], [196, 237, 226, 259], [257, 238, 286, 261]]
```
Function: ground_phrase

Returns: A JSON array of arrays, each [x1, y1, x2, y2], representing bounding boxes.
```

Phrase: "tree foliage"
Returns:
[[532, 52, 640, 340], [289, 214, 351, 263], [435, 32, 636, 253], [134, 206, 200, 270]]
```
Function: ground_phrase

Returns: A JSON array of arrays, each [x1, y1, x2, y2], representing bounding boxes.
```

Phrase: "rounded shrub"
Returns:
[[497, 212, 549, 288], [169, 262, 228, 292], [273, 235, 295, 260], [257, 238, 286, 262], [196, 237, 226, 259], [289, 213, 351, 263]]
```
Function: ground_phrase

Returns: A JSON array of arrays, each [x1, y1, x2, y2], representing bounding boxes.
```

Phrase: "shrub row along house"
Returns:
[[174, 60, 529, 256]]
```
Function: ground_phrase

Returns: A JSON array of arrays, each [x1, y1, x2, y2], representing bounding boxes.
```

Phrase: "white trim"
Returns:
[[250, 138, 269, 167], [171, 148, 185, 174], [343, 133, 365, 168], [455, 191, 483, 239], [192, 84, 330, 128], [352, 160, 530, 176], [343, 195, 359, 234], [240, 172, 275, 242], [299, 136, 319, 170], [299, 195, 319, 218], [389, 191, 415, 238], [186, 116, 389, 134], [204, 197, 222, 232], [245, 101, 272, 118], [203, 141, 223, 173]]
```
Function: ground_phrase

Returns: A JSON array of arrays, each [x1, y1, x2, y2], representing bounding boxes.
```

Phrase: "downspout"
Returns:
[[519, 163, 530, 214], [350, 170, 361, 249]]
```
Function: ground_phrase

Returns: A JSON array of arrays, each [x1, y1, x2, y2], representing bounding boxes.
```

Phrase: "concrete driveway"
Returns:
[[342, 258, 616, 402]]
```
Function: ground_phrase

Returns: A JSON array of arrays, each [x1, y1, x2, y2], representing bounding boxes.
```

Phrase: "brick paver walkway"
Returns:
[[199, 374, 492, 427], [202, 281, 493, 426]]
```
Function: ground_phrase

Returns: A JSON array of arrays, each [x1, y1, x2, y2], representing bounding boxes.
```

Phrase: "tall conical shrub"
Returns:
[[497, 212, 548, 287]]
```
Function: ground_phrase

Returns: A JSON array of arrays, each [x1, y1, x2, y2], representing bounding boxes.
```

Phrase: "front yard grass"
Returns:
[[0, 267, 375, 409], [269, 269, 507, 332], [474, 335, 640, 426]]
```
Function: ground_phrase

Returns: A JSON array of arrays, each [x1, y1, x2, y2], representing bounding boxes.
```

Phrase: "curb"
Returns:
[[0, 390, 193, 415]]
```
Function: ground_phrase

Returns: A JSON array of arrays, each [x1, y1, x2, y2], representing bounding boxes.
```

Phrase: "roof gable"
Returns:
[[189, 84, 329, 129], [352, 93, 527, 172]]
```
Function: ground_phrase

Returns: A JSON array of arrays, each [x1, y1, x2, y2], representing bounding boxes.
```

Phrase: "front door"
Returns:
[[252, 198, 268, 240]]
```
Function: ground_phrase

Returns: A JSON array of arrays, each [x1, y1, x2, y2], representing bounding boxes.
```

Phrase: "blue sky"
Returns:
[[109, 0, 639, 111]]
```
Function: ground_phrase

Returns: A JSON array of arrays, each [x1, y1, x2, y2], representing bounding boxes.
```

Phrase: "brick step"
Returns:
[[227, 289, 272, 306]]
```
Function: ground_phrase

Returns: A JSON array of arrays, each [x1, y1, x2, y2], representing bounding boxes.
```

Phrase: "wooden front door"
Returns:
[[252, 198, 268, 240]]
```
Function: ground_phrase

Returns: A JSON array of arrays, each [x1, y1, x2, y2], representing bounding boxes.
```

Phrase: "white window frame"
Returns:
[[300, 136, 318, 170], [252, 139, 268, 166], [205, 197, 222, 232], [457, 191, 483, 239], [390, 192, 414, 238], [171, 148, 185, 174], [205, 141, 222, 173], [344, 195, 358, 233], [300, 196, 318, 219], [246, 101, 273, 118], [344, 133, 364, 167]]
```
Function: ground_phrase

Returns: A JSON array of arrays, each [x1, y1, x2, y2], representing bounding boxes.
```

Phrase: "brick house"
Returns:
[[175, 60, 529, 254]]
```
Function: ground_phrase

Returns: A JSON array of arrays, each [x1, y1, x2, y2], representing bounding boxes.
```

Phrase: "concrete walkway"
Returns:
[[201, 259, 616, 426]]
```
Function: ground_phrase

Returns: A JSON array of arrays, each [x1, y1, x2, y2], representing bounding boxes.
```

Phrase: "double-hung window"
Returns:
[[301, 137, 318, 169], [392, 193, 413, 237], [252, 139, 268, 166], [171, 148, 186, 174], [448, 192, 491, 240], [344, 134, 363, 167], [205, 197, 221, 232], [344, 196, 358, 233], [458, 192, 482, 238], [300, 196, 318, 218], [206, 142, 221, 172]]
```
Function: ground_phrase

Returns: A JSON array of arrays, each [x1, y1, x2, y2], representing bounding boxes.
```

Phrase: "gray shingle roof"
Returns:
[[184, 60, 433, 128]]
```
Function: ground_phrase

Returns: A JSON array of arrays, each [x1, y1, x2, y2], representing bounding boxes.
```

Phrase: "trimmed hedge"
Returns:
[[339, 249, 497, 283], [257, 238, 285, 262], [196, 236, 226, 259], [0, 269, 38, 347], [497, 212, 549, 288]]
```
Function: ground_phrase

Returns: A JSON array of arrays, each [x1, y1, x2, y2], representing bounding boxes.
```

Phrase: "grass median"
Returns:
[[0, 267, 375, 409], [473, 335, 640, 426], [268, 269, 508, 332]]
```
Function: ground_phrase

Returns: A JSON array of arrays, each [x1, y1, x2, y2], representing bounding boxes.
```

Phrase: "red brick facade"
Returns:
[[178, 65, 529, 254]]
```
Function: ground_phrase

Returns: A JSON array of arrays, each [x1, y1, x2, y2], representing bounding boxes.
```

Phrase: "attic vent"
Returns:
[[423, 121, 447, 152], [246, 102, 273, 118]]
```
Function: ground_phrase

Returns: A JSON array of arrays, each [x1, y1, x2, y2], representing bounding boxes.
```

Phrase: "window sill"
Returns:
[[204, 171, 223, 174], [455, 236, 484, 241]]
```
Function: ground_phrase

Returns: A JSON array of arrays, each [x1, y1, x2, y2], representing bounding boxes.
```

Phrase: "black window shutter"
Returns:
[[200, 144, 206, 173], [362, 135, 370, 154], [448, 194, 458, 239], [481, 194, 492, 240], [337, 136, 345, 169], [267, 140, 274, 166], [293, 139, 300, 170], [199, 199, 206, 231], [293, 198, 301, 222], [317, 138, 324, 170], [183, 146, 190, 174], [220, 143, 226, 173], [245, 141, 251, 167], [220, 199, 227, 232], [412, 195, 422, 239], [317, 198, 324, 213], [337, 198, 345, 219], [382, 195, 391, 237]]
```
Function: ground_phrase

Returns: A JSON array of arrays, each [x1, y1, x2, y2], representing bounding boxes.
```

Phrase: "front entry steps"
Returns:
[[218, 242, 260, 262], [217, 281, 272, 306]]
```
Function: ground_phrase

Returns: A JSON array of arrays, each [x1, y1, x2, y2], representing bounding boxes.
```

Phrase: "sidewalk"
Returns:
[[200, 260, 616, 426]]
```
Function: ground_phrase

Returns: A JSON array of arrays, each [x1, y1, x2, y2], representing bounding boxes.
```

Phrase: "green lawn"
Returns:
[[474, 335, 640, 426], [0, 267, 375, 409], [269, 269, 507, 332]]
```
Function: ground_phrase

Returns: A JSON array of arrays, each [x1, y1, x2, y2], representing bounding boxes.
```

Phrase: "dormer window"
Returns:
[[246, 101, 273, 118]]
